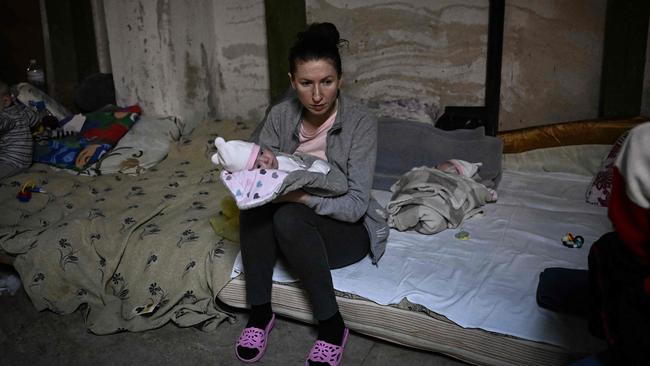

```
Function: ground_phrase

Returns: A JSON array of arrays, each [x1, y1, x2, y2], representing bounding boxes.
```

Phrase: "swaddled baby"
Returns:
[[211, 137, 330, 174], [212, 137, 347, 210]]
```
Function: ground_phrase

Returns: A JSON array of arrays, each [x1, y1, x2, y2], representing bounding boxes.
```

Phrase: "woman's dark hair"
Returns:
[[289, 22, 347, 77]]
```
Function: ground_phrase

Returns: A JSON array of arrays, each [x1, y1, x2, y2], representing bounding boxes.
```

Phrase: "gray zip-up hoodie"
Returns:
[[252, 93, 389, 264]]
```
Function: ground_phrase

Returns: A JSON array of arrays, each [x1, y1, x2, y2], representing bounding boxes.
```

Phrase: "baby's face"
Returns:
[[254, 147, 278, 169], [436, 161, 460, 175]]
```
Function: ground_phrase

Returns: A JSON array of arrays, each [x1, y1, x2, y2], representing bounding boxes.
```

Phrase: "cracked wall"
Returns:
[[500, 1, 606, 130], [307, 0, 610, 130], [307, 0, 489, 123], [103, 0, 268, 129], [103, 0, 645, 131]]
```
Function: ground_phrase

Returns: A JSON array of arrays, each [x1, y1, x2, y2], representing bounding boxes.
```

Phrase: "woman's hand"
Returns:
[[273, 189, 310, 204]]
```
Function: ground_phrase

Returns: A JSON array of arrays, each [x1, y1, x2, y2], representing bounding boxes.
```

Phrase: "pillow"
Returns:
[[89, 115, 182, 175], [585, 130, 630, 206], [374, 117, 502, 190], [81, 105, 141, 145]]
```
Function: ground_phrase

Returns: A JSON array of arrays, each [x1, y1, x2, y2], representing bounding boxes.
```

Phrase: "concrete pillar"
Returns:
[[103, 0, 268, 130]]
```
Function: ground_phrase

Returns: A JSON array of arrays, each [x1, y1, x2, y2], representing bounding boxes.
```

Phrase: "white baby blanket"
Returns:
[[232, 170, 609, 352], [220, 157, 348, 210], [221, 169, 289, 209]]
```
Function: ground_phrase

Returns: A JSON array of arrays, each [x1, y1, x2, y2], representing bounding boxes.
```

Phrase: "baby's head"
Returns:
[[436, 159, 482, 178], [255, 147, 278, 169], [436, 161, 460, 175], [212, 137, 278, 172]]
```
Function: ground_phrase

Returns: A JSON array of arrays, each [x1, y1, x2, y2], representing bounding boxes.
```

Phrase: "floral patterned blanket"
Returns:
[[0, 119, 252, 334]]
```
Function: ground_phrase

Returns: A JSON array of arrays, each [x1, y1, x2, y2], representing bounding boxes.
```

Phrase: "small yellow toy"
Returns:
[[209, 196, 240, 243], [455, 230, 471, 240]]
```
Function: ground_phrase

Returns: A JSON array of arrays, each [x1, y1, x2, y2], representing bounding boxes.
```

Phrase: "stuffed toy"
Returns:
[[209, 196, 240, 243]]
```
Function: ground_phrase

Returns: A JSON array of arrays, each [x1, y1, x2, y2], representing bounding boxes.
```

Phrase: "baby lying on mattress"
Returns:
[[387, 159, 497, 234], [212, 137, 347, 209]]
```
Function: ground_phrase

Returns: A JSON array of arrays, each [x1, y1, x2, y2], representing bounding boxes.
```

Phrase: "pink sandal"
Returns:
[[235, 313, 276, 363], [304, 327, 350, 366]]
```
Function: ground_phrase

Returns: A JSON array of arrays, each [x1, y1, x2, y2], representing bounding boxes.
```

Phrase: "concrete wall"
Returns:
[[307, 0, 608, 131], [307, 0, 488, 123], [102, 0, 268, 129], [641, 18, 650, 117], [501, 1, 606, 129], [102, 0, 646, 131]]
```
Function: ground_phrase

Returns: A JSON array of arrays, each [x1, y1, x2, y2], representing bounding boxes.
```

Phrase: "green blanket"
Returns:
[[0, 119, 251, 334]]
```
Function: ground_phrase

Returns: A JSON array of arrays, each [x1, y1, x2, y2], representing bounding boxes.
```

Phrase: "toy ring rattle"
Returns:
[[561, 233, 584, 248], [16, 180, 45, 203]]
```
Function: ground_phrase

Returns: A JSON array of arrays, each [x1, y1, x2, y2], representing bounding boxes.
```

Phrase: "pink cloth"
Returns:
[[295, 111, 337, 161], [221, 169, 289, 209], [245, 143, 261, 170]]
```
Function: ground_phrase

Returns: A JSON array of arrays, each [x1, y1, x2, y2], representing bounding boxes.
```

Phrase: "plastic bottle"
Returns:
[[26, 59, 45, 91]]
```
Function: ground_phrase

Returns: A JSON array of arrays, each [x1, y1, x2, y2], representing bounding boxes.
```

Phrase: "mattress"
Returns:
[[218, 169, 609, 366], [220, 276, 577, 366]]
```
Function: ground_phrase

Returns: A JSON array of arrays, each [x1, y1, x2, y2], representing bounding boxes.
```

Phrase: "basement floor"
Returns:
[[1, 287, 466, 366]]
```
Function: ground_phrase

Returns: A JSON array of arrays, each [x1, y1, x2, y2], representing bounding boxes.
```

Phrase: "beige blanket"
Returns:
[[387, 167, 496, 234], [0, 119, 251, 334]]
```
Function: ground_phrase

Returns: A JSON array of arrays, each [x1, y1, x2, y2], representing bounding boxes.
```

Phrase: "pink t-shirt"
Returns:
[[295, 110, 337, 161]]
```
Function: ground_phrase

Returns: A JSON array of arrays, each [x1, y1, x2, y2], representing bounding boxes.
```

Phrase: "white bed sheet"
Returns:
[[231, 170, 610, 351]]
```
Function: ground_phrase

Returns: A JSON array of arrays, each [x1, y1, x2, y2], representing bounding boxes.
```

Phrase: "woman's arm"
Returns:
[[0, 102, 40, 132], [254, 104, 285, 152], [304, 114, 377, 222]]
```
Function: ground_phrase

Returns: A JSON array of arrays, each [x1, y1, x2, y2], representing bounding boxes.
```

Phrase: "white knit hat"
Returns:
[[212, 137, 260, 172]]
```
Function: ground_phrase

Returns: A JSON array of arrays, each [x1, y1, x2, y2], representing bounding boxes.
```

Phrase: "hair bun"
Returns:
[[298, 22, 341, 47], [289, 22, 345, 76]]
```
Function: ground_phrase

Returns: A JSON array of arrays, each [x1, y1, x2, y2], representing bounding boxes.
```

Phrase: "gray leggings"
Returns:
[[239, 202, 369, 320]]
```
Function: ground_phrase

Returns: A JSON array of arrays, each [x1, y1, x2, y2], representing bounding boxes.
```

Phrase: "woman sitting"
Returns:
[[232, 22, 388, 366]]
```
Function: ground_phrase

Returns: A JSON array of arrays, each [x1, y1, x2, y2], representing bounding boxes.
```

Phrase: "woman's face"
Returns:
[[289, 59, 342, 125]]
